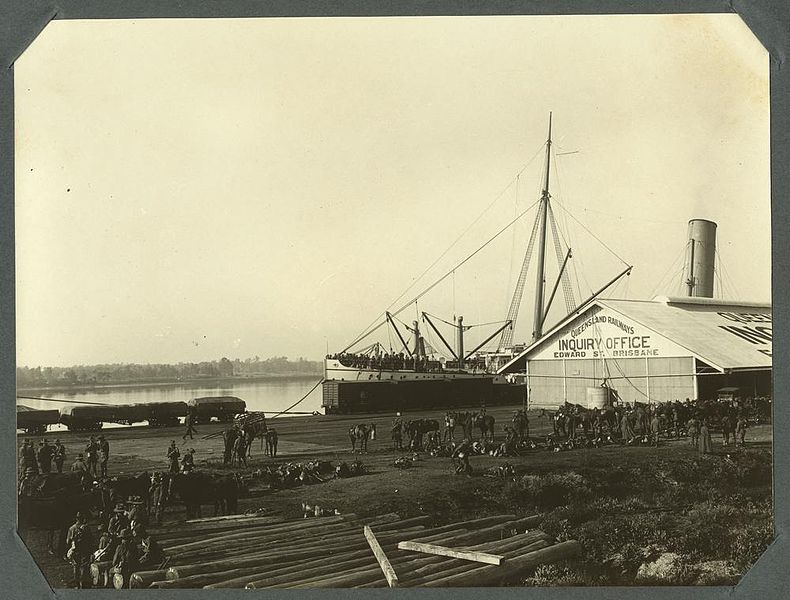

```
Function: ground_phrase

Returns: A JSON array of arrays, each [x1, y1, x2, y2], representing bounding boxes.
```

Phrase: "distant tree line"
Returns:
[[16, 356, 322, 388]]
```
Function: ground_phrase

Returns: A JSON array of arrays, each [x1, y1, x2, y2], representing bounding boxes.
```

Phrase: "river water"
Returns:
[[17, 377, 324, 431]]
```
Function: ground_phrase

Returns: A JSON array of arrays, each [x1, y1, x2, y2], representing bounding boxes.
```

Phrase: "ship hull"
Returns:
[[322, 361, 526, 414]]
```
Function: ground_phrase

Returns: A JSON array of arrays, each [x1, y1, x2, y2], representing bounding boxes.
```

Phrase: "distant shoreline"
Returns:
[[16, 373, 323, 396]]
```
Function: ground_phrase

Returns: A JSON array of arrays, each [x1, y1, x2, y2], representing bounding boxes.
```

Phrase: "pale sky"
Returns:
[[15, 15, 770, 367]]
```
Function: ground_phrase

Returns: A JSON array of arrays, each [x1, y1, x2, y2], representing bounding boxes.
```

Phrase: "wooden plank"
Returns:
[[397, 541, 503, 565], [363, 525, 399, 588]]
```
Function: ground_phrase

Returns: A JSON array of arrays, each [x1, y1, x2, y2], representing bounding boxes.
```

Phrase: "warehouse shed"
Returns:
[[497, 296, 772, 408]]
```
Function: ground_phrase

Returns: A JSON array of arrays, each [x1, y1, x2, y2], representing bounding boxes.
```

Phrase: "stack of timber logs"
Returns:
[[111, 511, 580, 588]]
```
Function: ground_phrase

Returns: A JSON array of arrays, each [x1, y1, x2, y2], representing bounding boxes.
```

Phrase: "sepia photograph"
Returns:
[[12, 12, 774, 590]]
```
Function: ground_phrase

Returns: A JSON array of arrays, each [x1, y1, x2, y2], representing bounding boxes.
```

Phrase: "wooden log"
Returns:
[[129, 569, 171, 589], [397, 541, 503, 565], [422, 540, 582, 587], [112, 572, 125, 590], [405, 539, 551, 588], [185, 511, 280, 524], [370, 515, 433, 531], [363, 526, 398, 588]]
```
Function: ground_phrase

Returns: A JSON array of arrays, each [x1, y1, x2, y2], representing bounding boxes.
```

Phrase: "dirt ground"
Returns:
[[17, 405, 774, 588]]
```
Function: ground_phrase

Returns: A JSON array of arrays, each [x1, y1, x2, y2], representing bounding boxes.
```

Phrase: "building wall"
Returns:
[[526, 356, 695, 408]]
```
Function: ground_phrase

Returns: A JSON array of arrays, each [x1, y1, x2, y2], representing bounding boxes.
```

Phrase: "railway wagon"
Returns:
[[59, 403, 149, 431], [17, 405, 61, 435], [144, 401, 188, 427], [188, 396, 246, 424]]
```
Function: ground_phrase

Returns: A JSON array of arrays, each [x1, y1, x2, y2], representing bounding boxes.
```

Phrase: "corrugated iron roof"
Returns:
[[499, 296, 772, 373]]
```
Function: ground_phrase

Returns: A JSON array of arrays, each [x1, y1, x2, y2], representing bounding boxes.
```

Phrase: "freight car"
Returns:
[[188, 396, 246, 424], [17, 405, 61, 435], [145, 401, 188, 427]]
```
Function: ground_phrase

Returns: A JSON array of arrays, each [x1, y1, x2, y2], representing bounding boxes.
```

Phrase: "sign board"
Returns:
[[531, 306, 695, 361]]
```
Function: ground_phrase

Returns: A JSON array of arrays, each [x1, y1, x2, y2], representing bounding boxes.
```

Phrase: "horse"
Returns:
[[474, 413, 496, 442], [349, 423, 375, 453], [163, 472, 240, 519], [18, 485, 100, 556], [265, 429, 279, 457], [405, 419, 440, 451], [512, 411, 529, 440], [235, 412, 269, 458]]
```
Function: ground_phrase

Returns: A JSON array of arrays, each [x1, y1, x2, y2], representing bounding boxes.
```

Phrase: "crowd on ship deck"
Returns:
[[326, 352, 487, 373]]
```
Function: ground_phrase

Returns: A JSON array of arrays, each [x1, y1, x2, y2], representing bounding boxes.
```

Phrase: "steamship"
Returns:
[[322, 115, 631, 414]]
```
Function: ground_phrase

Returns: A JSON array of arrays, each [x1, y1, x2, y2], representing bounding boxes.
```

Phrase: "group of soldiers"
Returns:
[[166, 440, 196, 473], [18, 436, 108, 480], [65, 492, 164, 589], [18, 437, 67, 475]]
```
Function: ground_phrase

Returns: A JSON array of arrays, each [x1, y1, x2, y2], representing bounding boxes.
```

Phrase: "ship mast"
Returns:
[[531, 113, 552, 343]]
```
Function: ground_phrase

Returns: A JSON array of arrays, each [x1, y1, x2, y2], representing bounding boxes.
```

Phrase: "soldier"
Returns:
[[98, 435, 110, 478], [451, 439, 473, 476], [233, 432, 248, 467], [182, 407, 198, 442], [167, 440, 180, 473], [222, 427, 238, 465], [112, 529, 140, 589], [735, 416, 749, 447], [391, 413, 404, 450], [181, 448, 195, 473], [650, 414, 661, 447], [20, 439, 38, 475], [108, 502, 130, 537], [18, 466, 36, 498], [149, 473, 166, 526], [686, 416, 701, 447], [721, 414, 733, 446], [444, 412, 456, 442], [66, 512, 95, 589], [53, 439, 66, 473], [128, 495, 149, 530], [71, 452, 88, 474], [35, 439, 52, 474], [85, 436, 99, 477]]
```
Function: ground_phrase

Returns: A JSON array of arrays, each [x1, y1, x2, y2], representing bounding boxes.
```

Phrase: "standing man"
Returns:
[[66, 512, 95, 589], [53, 439, 66, 473], [166, 441, 180, 474], [686, 416, 701, 447], [735, 415, 749, 447], [182, 406, 198, 442], [98, 435, 110, 478], [37, 439, 53, 474], [148, 473, 166, 526], [392, 413, 404, 450], [233, 432, 247, 467], [85, 436, 99, 477], [112, 529, 140, 589], [20, 439, 38, 475], [650, 413, 661, 447], [698, 419, 713, 455]]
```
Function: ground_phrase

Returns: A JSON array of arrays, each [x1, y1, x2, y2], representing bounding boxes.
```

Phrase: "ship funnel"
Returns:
[[684, 219, 717, 298]]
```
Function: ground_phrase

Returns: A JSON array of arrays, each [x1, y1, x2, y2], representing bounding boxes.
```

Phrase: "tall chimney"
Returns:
[[684, 219, 717, 298]]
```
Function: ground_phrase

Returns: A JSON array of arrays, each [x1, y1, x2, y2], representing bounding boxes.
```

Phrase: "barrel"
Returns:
[[586, 387, 609, 409]]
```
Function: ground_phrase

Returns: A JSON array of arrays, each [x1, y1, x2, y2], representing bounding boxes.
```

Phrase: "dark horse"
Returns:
[[474, 413, 496, 442], [18, 485, 99, 556], [349, 423, 376, 453], [405, 419, 440, 451], [163, 472, 241, 519]]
